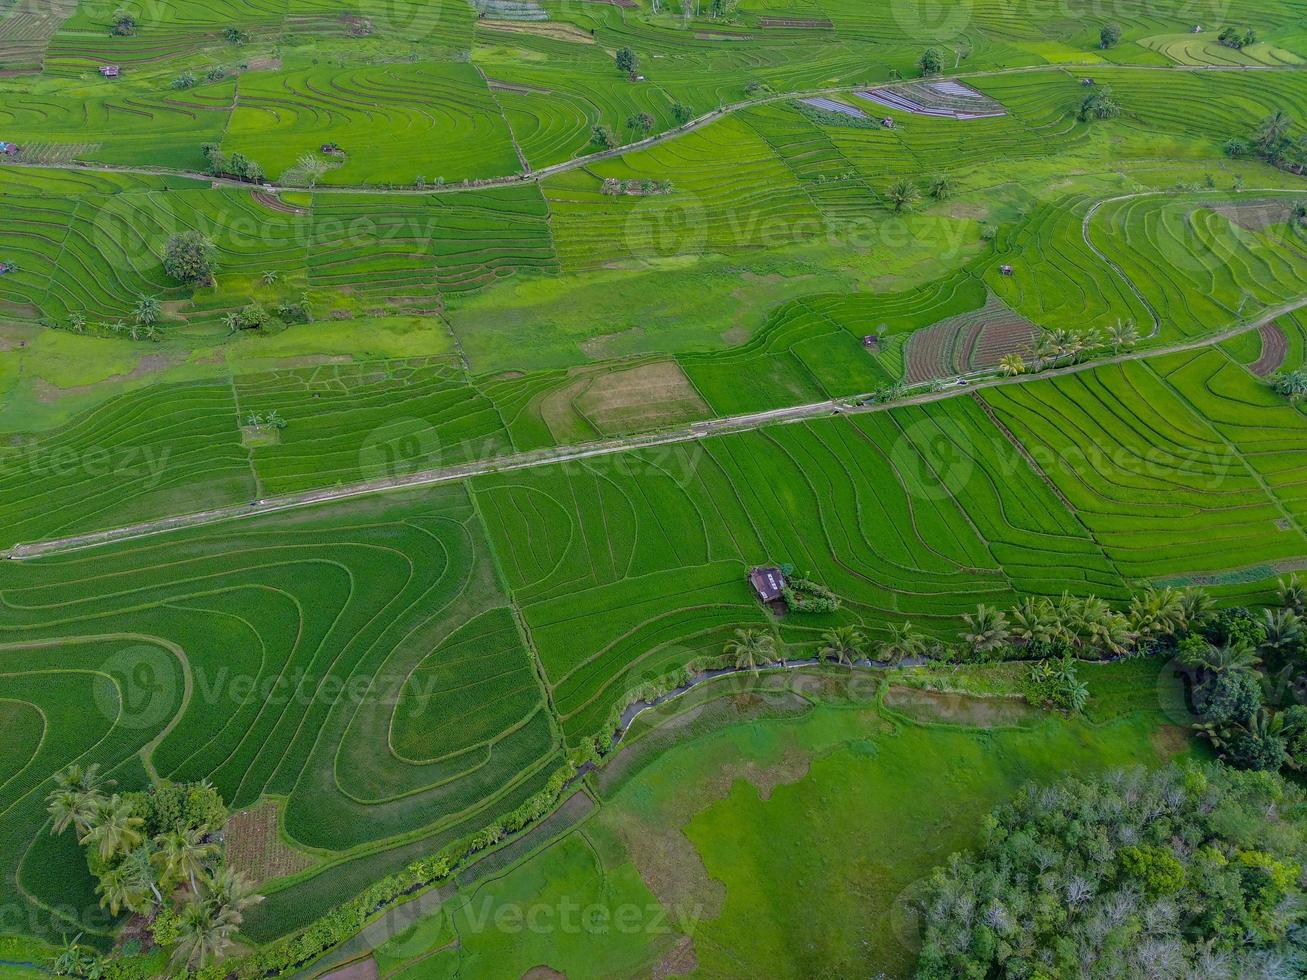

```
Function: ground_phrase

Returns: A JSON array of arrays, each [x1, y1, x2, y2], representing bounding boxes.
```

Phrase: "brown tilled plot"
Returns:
[[903, 293, 1039, 383], [1251, 320, 1289, 376], [224, 800, 315, 886]]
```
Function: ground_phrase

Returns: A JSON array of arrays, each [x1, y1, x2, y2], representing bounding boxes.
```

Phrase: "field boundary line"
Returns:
[[9, 294, 1307, 561]]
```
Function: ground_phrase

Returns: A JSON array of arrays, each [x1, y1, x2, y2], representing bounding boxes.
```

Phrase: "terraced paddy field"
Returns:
[[6, 0, 1307, 974]]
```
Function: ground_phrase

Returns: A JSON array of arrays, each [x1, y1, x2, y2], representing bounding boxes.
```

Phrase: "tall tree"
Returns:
[[818, 626, 865, 666], [81, 795, 145, 863], [724, 628, 775, 673]]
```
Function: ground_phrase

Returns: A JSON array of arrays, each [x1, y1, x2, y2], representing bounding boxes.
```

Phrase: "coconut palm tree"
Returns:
[[1259, 607, 1302, 658], [1177, 587, 1216, 631], [204, 867, 263, 925], [67, 312, 87, 334], [261, 269, 279, 286], [1065, 679, 1091, 712], [1179, 638, 1261, 676], [132, 294, 161, 326], [879, 621, 927, 665], [155, 827, 217, 893], [724, 628, 775, 674], [46, 764, 111, 837], [170, 899, 236, 972], [1107, 318, 1138, 352], [1278, 573, 1306, 614], [818, 625, 865, 666], [52, 935, 97, 978], [96, 863, 151, 917], [961, 604, 1010, 654], [81, 795, 145, 863], [1030, 333, 1057, 369], [928, 174, 953, 200], [884, 178, 920, 213], [1009, 596, 1057, 648], [998, 353, 1025, 377], [1128, 587, 1186, 641]]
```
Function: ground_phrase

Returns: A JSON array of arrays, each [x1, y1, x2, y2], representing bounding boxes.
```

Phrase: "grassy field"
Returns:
[[357, 659, 1190, 978]]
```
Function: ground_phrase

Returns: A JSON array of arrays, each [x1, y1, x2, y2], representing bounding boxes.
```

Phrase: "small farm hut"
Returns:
[[749, 567, 786, 603], [99, 65, 120, 77]]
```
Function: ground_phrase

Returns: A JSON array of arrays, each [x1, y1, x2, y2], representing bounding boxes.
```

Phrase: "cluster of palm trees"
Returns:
[[998, 319, 1140, 378], [883, 173, 953, 214], [1270, 368, 1307, 403], [46, 765, 260, 974], [721, 585, 1225, 679], [61, 307, 163, 342]]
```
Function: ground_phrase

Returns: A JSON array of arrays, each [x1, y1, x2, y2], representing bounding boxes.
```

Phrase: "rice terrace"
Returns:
[[7, 0, 1307, 975]]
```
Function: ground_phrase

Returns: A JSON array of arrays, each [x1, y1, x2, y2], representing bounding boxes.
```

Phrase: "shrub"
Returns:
[[111, 10, 136, 35]]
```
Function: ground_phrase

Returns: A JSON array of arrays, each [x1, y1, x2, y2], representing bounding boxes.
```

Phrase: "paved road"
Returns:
[[1, 63, 1301, 196], [9, 295, 1306, 560]]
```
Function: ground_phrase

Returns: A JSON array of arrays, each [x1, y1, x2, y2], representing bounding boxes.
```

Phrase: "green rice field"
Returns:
[[3, 0, 1307, 974]]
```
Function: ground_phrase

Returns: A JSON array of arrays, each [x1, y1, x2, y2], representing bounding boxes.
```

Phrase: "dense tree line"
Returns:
[[915, 764, 1307, 979]]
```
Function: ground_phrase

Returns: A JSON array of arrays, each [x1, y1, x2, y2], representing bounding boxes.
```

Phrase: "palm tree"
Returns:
[[1278, 573, 1306, 614], [1177, 587, 1215, 631], [1179, 638, 1261, 675], [132, 294, 161, 326], [928, 174, 953, 200], [884, 178, 921, 213], [155, 827, 218, 893], [998, 353, 1025, 377], [1030, 333, 1057, 369], [261, 269, 279, 286], [1128, 587, 1185, 641], [1254, 110, 1292, 158], [818, 626, 865, 666], [1259, 607, 1302, 658], [170, 899, 236, 972], [52, 935, 97, 978], [68, 312, 87, 334], [222, 311, 241, 335], [1107, 318, 1138, 352], [1009, 597, 1057, 648], [879, 621, 927, 664], [205, 867, 263, 925], [724, 628, 775, 674], [1271, 369, 1307, 403], [96, 863, 151, 917], [1065, 679, 1091, 712], [961, 604, 1010, 653], [47, 789, 99, 839], [81, 795, 144, 862], [46, 764, 111, 837]]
